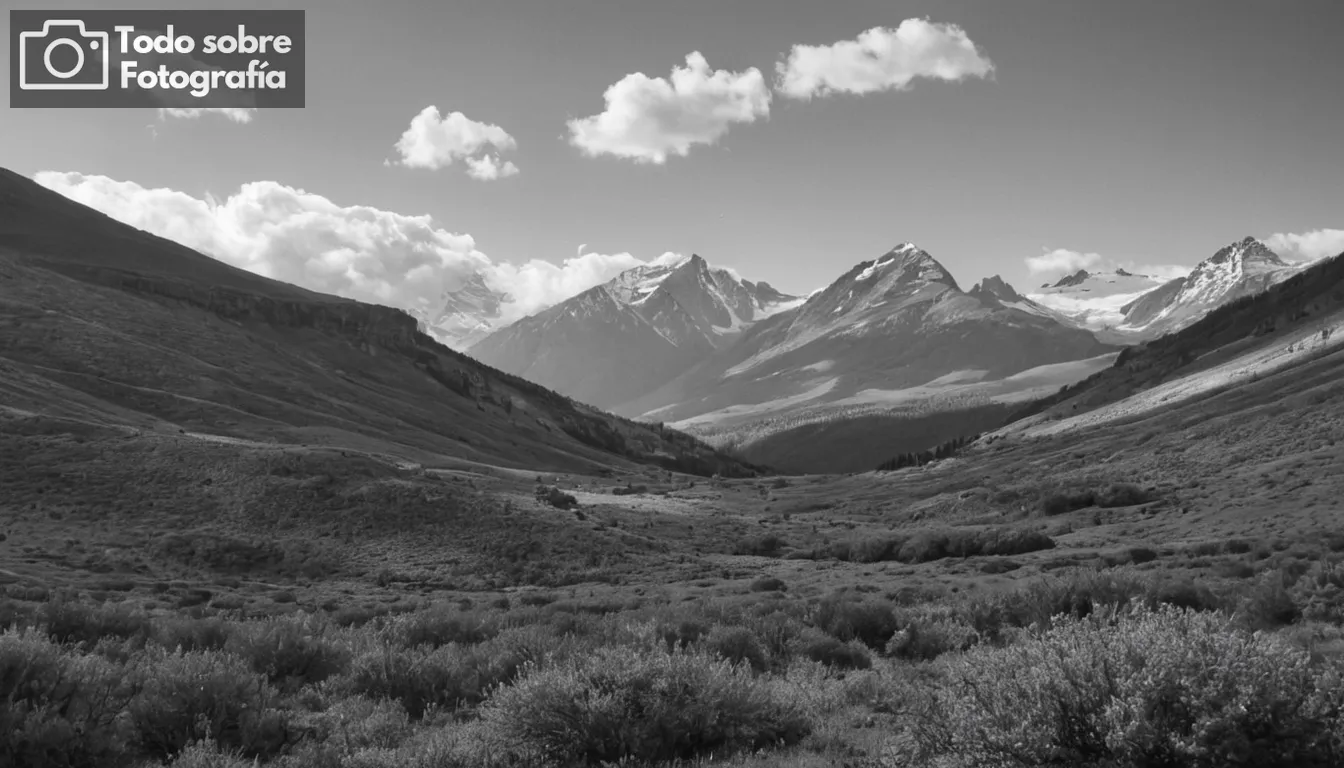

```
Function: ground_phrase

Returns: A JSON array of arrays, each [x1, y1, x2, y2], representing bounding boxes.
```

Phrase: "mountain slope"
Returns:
[[468, 254, 802, 409], [1007, 248, 1344, 428], [1115, 236, 1302, 337], [407, 272, 511, 350], [617, 244, 1115, 426], [0, 167, 760, 478]]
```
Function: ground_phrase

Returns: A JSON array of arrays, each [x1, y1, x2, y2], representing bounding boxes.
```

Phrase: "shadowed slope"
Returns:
[[0, 168, 760, 478]]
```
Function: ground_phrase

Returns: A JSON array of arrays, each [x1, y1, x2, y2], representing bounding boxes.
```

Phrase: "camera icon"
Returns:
[[18, 19, 110, 90]]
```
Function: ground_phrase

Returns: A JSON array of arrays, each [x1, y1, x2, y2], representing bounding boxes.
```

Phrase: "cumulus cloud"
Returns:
[[567, 52, 771, 164], [1025, 248, 1104, 275], [491, 251, 647, 318], [392, 107, 520, 179], [776, 19, 994, 100], [464, 154, 520, 181], [1264, 228, 1344, 264], [32, 171, 642, 326], [158, 107, 256, 123]]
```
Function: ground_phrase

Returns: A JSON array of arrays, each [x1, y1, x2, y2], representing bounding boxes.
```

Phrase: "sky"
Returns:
[[3, 0, 1343, 323]]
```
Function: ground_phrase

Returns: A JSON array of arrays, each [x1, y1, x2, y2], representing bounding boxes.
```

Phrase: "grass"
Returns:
[[7, 562, 1344, 767]]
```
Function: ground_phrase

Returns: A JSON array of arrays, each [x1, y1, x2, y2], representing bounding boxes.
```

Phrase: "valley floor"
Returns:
[[3, 339, 1344, 767]]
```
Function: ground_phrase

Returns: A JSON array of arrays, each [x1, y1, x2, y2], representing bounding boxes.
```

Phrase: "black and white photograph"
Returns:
[[3, 1, 1344, 766]]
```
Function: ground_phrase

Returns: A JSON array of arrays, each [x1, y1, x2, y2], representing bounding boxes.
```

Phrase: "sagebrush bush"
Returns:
[[795, 629, 871, 670], [280, 696, 413, 767], [484, 645, 811, 764], [153, 616, 233, 652], [812, 595, 898, 648], [346, 631, 548, 720], [704, 625, 768, 672], [886, 613, 981, 661], [910, 604, 1344, 767], [128, 647, 290, 760], [166, 740, 256, 768], [36, 596, 151, 646], [225, 613, 350, 689], [0, 627, 136, 768], [749, 576, 787, 592], [1290, 560, 1344, 624], [394, 605, 500, 648]]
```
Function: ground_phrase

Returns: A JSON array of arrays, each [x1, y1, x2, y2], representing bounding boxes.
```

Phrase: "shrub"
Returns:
[[1238, 571, 1303, 629], [128, 648, 289, 760], [886, 615, 981, 661], [0, 627, 136, 768], [1295, 561, 1344, 624], [657, 617, 710, 651], [1041, 489, 1096, 516], [281, 696, 413, 767], [535, 485, 576, 509], [1097, 483, 1151, 507], [734, 534, 786, 557], [813, 596, 898, 648], [704, 626, 768, 672], [346, 633, 545, 719], [35, 597, 150, 647], [749, 576, 787, 592], [224, 613, 350, 690], [394, 605, 499, 648], [908, 604, 1344, 768], [796, 630, 871, 670], [960, 569, 1154, 639], [743, 612, 805, 666], [153, 616, 233, 652], [485, 645, 811, 764], [166, 741, 256, 768]]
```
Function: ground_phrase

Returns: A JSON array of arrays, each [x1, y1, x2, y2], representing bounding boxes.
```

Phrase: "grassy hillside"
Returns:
[[0, 168, 761, 479]]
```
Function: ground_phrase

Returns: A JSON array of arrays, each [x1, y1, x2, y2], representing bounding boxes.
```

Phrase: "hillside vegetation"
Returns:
[[0, 169, 760, 479]]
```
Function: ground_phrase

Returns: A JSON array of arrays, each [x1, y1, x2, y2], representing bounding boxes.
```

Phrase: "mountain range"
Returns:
[[1025, 237, 1305, 340], [468, 254, 804, 408], [453, 236, 1312, 470]]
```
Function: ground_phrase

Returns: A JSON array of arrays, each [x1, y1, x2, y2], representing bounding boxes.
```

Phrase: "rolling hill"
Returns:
[[0, 167, 760, 479]]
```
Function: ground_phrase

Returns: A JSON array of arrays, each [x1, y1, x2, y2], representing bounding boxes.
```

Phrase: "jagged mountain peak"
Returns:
[[969, 274, 1023, 302], [1206, 236, 1285, 268], [1052, 269, 1092, 288]]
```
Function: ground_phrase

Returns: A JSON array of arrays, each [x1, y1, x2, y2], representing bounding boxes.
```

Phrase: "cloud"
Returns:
[[33, 171, 641, 326], [464, 154, 520, 181], [491, 251, 647, 318], [776, 19, 994, 100], [392, 107, 520, 179], [567, 52, 771, 164], [158, 108, 256, 123], [1025, 248, 1104, 275], [1264, 228, 1344, 264]]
